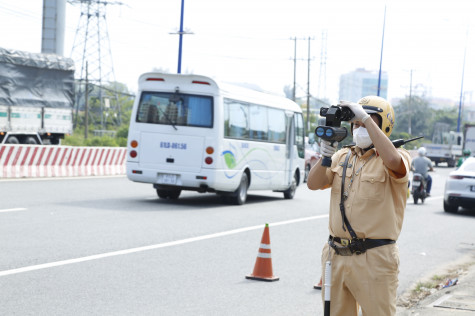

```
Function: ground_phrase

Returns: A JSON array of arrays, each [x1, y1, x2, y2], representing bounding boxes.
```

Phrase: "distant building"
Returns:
[[339, 68, 388, 101]]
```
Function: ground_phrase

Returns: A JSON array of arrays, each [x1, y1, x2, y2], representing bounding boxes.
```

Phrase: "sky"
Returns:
[[0, 0, 474, 105]]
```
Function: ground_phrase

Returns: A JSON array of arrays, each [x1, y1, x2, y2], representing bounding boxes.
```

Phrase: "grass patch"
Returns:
[[397, 258, 475, 308], [414, 281, 436, 293]]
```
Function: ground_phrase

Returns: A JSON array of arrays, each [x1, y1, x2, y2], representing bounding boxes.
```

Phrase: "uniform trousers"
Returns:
[[321, 242, 399, 316]]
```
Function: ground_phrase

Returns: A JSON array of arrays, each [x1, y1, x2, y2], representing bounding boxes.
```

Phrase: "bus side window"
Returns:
[[226, 100, 249, 139], [268, 108, 286, 143], [249, 104, 268, 141]]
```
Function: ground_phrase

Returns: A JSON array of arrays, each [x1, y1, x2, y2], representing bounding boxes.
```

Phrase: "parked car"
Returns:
[[443, 157, 475, 213], [304, 137, 321, 182]]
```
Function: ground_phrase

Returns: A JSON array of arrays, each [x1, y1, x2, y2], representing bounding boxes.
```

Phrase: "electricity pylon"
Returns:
[[69, 0, 124, 130]]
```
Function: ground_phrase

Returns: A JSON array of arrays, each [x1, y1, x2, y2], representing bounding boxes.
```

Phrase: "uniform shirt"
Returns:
[[324, 146, 411, 241], [411, 156, 432, 178]]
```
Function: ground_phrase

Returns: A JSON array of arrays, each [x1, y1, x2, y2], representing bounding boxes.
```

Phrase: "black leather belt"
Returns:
[[329, 235, 395, 256]]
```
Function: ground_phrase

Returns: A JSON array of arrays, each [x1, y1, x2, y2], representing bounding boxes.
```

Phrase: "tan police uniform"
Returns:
[[321, 145, 411, 316]]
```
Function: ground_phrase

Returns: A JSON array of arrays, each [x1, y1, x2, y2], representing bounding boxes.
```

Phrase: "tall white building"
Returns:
[[339, 68, 388, 101]]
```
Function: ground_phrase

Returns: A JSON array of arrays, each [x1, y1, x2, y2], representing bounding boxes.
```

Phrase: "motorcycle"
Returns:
[[411, 173, 427, 204]]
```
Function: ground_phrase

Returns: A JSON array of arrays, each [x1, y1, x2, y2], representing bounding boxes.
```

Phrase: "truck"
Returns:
[[463, 124, 475, 156], [0, 47, 75, 145], [422, 123, 463, 167]]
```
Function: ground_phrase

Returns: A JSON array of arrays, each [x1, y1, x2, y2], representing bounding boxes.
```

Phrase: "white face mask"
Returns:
[[353, 127, 373, 149]]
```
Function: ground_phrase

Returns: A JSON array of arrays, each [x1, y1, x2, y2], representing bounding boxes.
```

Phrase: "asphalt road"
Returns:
[[0, 166, 474, 316]]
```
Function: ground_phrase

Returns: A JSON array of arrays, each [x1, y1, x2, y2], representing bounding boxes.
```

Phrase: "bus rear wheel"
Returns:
[[230, 173, 248, 205], [283, 172, 297, 199], [156, 189, 181, 200]]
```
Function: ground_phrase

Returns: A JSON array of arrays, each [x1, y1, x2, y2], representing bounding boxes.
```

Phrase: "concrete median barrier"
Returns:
[[0, 144, 126, 178]]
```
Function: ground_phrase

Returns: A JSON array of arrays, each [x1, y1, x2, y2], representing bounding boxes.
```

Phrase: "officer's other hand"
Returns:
[[321, 140, 338, 158], [339, 100, 370, 123]]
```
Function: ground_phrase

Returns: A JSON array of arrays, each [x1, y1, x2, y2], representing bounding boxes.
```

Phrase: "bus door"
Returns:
[[284, 111, 295, 187]]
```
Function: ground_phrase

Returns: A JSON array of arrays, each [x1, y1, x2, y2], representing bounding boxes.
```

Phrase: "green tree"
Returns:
[[394, 96, 432, 138], [428, 108, 458, 135], [65, 81, 135, 147]]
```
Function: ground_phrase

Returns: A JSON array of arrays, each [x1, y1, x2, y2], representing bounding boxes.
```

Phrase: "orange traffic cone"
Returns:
[[245, 223, 279, 282]]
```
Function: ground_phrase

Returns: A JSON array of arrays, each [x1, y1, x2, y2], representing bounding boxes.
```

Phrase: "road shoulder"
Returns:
[[397, 253, 475, 315]]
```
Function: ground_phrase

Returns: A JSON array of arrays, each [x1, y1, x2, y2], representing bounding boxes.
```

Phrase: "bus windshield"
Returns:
[[136, 91, 213, 128]]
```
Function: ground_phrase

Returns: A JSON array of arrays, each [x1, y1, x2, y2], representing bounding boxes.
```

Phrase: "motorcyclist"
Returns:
[[411, 147, 434, 196], [456, 148, 471, 168]]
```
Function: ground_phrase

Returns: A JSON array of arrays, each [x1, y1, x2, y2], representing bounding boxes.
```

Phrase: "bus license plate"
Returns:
[[158, 173, 177, 185]]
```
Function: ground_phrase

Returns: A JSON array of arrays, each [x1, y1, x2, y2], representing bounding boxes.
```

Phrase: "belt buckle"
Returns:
[[341, 238, 349, 246]]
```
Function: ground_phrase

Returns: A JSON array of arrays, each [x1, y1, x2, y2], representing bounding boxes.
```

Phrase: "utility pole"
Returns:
[[457, 26, 468, 132], [177, 0, 185, 73], [292, 37, 297, 102], [306, 37, 311, 132], [170, 0, 193, 74], [377, 5, 386, 97], [408, 69, 412, 135], [318, 29, 328, 100], [85, 62, 89, 139], [290, 36, 314, 126]]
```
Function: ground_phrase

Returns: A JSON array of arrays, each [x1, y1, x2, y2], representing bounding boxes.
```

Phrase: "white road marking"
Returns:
[[430, 294, 453, 307], [0, 208, 26, 213], [0, 214, 328, 277]]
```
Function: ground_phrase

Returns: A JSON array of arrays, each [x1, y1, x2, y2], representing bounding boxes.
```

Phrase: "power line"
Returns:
[[0, 3, 42, 21]]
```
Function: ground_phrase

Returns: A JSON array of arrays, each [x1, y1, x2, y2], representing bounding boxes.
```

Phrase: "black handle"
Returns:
[[322, 156, 332, 167]]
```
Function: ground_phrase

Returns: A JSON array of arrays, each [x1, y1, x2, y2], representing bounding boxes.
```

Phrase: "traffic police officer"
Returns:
[[307, 96, 411, 316]]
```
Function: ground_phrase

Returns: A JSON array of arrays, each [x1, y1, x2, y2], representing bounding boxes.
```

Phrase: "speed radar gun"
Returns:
[[324, 260, 332, 316], [316, 104, 425, 167], [315, 105, 355, 167]]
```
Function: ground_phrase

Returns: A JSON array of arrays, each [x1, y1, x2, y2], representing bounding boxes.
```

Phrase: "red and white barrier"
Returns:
[[0, 145, 127, 179]]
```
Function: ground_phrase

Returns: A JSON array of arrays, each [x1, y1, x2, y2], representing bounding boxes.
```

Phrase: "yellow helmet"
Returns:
[[357, 95, 395, 137]]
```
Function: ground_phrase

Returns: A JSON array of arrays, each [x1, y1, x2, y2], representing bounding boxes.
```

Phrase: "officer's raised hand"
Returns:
[[339, 100, 370, 123]]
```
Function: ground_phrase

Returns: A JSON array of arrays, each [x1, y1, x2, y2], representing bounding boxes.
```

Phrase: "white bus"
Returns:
[[126, 73, 305, 204]]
